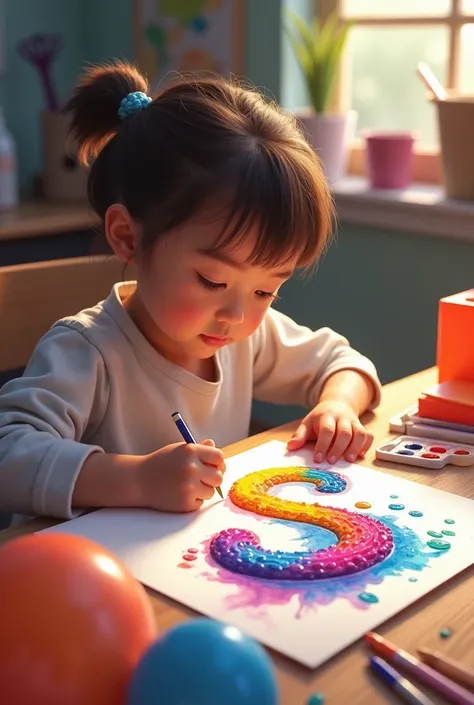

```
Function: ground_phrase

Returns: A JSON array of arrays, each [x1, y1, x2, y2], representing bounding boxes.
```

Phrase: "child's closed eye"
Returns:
[[196, 272, 278, 300], [196, 272, 224, 290]]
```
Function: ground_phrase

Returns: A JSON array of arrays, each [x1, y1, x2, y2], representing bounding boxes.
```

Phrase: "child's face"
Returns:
[[135, 214, 295, 361]]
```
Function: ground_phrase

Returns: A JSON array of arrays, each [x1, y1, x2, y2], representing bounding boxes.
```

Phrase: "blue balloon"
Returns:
[[127, 618, 279, 705]]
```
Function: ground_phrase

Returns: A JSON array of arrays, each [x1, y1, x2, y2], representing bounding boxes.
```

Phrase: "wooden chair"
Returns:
[[0, 255, 130, 528], [0, 255, 130, 374]]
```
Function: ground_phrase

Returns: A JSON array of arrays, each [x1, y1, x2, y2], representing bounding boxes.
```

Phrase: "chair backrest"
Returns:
[[0, 255, 132, 372]]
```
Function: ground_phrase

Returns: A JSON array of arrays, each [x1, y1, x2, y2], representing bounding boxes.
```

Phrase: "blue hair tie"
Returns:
[[118, 91, 152, 120]]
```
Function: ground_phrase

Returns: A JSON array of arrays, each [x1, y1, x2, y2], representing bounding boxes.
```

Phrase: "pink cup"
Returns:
[[365, 131, 416, 189]]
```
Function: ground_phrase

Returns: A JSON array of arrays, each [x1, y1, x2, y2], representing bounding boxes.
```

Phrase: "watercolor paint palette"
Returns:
[[376, 435, 474, 469]]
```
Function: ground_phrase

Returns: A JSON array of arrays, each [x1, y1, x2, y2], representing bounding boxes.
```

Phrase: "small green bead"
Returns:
[[440, 628, 452, 639], [307, 694, 325, 705]]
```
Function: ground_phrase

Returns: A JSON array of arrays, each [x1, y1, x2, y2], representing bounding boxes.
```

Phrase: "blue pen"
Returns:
[[370, 656, 436, 705], [171, 412, 224, 499]]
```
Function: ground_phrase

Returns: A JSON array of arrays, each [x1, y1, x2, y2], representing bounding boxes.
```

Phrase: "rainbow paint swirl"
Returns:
[[210, 467, 394, 580]]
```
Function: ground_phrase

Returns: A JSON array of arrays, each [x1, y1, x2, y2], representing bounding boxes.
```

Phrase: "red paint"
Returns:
[[183, 553, 197, 562], [429, 446, 447, 454], [422, 453, 440, 459], [187, 548, 199, 554], [178, 562, 194, 569], [454, 449, 470, 455]]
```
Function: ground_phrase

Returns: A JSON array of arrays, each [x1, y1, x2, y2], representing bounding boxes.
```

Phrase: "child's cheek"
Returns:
[[245, 308, 269, 335]]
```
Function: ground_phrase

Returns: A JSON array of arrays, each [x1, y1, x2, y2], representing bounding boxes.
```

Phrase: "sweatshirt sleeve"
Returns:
[[0, 324, 109, 519], [252, 307, 382, 410]]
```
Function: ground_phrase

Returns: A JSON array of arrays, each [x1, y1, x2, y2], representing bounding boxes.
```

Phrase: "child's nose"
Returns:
[[216, 298, 245, 325]]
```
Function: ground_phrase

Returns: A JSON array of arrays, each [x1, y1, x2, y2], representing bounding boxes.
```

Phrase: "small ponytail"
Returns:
[[63, 61, 149, 164]]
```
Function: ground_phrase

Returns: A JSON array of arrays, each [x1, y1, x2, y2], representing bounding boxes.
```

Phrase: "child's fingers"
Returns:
[[313, 415, 336, 462], [358, 431, 375, 458], [194, 441, 225, 469], [199, 463, 224, 489], [343, 422, 368, 462], [326, 419, 353, 463], [287, 422, 310, 449]]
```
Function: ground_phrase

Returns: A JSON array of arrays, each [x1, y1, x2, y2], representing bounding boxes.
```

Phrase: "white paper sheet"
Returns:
[[42, 440, 474, 668]]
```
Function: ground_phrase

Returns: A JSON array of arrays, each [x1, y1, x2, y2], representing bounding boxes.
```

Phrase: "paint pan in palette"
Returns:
[[376, 435, 474, 469]]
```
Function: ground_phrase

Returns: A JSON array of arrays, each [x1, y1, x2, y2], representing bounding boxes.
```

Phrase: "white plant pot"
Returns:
[[295, 109, 357, 186]]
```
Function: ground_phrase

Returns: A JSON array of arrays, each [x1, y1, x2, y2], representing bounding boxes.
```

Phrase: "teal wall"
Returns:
[[1, 0, 283, 195], [253, 226, 474, 427]]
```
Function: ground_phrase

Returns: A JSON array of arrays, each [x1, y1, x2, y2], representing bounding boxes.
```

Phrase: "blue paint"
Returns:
[[408, 510, 423, 517], [390, 495, 399, 499], [444, 519, 455, 525], [397, 450, 414, 456], [388, 503, 405, 511], [405, 443, 423, 450], [301, 468, 347, 493], [191, 16, 208, 32], [307, 695, 324, 705], [408, 577, 418, 582], [358, 592, 379, 603]]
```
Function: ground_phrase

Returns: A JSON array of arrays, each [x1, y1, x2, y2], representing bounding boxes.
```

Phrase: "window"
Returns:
[[319, 0, 474, 183]]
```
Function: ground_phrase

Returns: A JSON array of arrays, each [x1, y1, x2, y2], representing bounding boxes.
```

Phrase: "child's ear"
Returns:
[[104, 204, 140, 263]]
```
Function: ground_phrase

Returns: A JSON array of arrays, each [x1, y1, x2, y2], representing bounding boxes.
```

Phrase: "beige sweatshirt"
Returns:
[[0, 282, 381, 520]]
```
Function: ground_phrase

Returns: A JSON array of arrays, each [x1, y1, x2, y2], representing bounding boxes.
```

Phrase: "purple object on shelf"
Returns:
[[17, 33, 63, 112], [365, 131, 416, 189]]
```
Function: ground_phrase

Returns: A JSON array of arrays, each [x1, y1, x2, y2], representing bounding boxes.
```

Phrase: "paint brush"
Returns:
[[172, 412, 224, 499], [418, 649, 474, 692], [366, 633, 474, 705], [370, 656, 436, 705]]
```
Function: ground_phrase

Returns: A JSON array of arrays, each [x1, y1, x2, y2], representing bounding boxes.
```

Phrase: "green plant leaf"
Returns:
[[284, 9, 353, 114]]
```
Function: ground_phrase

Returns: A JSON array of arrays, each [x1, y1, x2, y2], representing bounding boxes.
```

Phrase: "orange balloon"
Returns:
[[0, 532, 156, 705]]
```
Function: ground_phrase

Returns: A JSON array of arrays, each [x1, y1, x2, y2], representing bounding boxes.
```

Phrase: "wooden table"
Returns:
[[1, 367, 473, 704]]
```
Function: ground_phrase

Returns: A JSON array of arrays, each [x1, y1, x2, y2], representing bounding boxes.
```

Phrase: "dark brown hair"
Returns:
[[64, 61, 334, 269]]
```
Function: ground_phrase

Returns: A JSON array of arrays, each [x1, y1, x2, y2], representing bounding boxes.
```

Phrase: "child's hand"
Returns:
[[287, 400, 374, 464], [137, 439, 226, 512]]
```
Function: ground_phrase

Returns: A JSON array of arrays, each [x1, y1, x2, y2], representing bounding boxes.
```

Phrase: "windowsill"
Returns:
[[333, 177, 474, 241]]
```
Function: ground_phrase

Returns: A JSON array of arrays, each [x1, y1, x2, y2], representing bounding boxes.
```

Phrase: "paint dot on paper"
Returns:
[[408, 577, 418, 582], [183, 553, 197, 561], [444, 519, 455, 525], [390, 494, 399, 499], [358, 592, 379, 604], [355, 501, 371, 509], [187, 548, 199, 554], [427, 539, 451, 551], [442, 530, 455, 536], [440, 628, 452, 639], [307, 694, 324, 705], [427, 530, 443, 538], [409, 510, 423, 517], [388, 503, 405, 511], [178, 562, 193, 569]]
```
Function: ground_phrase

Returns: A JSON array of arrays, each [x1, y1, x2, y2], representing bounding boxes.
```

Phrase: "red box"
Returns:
[[437, 289, 474, 383]]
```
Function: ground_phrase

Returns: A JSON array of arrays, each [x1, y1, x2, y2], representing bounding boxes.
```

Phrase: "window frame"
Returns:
[[319, 0, 474, 184]]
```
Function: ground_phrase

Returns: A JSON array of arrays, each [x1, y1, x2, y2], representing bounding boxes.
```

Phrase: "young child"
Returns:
[[0, 62, 381, 522]]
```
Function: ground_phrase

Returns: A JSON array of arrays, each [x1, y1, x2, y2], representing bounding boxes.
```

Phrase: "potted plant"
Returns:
[[285, 10, 355, 185]]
